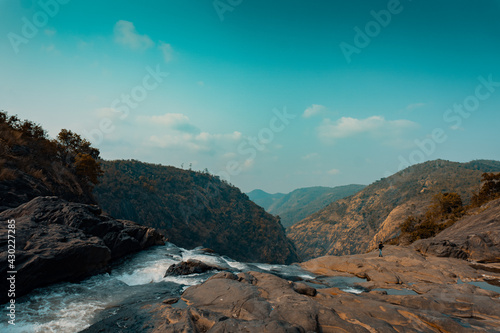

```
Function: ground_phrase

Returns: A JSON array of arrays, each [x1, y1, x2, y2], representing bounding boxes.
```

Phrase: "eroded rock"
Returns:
[[0, 196, 164, 303]]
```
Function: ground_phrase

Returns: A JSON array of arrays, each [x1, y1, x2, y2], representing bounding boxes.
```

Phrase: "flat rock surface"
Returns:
[[87, 247, 500, 332], [0, 196, 164, 303]]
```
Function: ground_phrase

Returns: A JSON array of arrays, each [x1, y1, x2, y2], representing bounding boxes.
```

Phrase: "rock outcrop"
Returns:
[[0, 196, 164, 303], [164, 259, 223, 277], [414, 198, 500, 263]]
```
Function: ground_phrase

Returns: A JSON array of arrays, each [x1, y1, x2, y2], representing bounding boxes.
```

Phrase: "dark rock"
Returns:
[[292, 282, 317, 296], [163, 297, 180, 305], [199, 247, 215, 254], [0, 196, 164, 303], [164, 259, 222, 277]]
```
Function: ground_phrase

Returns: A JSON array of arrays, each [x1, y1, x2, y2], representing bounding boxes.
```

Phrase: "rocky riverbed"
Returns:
[[81, 246, 500, 332]]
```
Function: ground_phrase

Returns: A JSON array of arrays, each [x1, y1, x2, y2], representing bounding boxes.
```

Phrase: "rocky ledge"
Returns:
[[85, 246, 500, 332], [0, 196, 164, 303]]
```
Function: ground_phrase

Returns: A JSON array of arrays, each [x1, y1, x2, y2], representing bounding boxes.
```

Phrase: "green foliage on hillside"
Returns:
[[274, 185, 366, 228], [247, 190, 285, 212], [0, 111, 102, 209], [94, 160, 298, 264]]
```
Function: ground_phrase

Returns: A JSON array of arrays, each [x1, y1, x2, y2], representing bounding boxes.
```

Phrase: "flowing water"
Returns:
[[1, 243, 364, 333]]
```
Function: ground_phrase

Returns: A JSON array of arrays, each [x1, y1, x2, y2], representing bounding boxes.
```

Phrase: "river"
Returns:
[[1, 243, 364, 333]]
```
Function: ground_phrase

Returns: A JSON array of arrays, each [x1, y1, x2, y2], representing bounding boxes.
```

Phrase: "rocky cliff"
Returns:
[[94, 160, 298, 264], [288, 159, 500, 260], [0, 196, 164, 303]]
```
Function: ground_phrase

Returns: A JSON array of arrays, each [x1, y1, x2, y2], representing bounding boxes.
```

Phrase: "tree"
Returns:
[[56, 129, 102, 189], [430, 192, 463, 217], [471, 172, 500, 206], [57, 129, 100, 161], [75, 153, 103, 185]]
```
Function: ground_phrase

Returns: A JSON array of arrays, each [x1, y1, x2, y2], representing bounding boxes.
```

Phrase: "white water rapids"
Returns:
[[1, 243, 364, 333]]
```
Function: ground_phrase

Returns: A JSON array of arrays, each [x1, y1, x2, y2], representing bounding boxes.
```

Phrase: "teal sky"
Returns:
[[1, 0, 500, 193]]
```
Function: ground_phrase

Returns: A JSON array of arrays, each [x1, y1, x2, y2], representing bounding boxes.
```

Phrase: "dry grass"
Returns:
[[0, 167, 17, 181]]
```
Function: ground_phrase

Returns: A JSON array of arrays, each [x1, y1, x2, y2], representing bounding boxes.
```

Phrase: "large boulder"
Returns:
[[0, 196, 164, 303]]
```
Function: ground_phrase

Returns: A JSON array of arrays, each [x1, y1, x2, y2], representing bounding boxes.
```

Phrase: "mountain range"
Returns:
[[287, 159, 500, 260], [248, 185, 365, 228]]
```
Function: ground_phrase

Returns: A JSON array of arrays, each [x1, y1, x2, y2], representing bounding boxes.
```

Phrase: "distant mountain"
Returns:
[[94, 160, 299, 264], [248, 185, 365, 228], [247, 189, 285, 211], [287, 159, 500, 260]]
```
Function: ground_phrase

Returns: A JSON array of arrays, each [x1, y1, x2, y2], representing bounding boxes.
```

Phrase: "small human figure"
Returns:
[[378, 242, 384, 257]]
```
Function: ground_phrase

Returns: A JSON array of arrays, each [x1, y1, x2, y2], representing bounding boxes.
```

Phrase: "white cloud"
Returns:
[[44, 28, 56, 36], [41, 43, 58, 54], [139, 113, 242, 153], [327, 168, 340, 175], [149, 133, 204, 151], [139, 113, 199, 134], [158, 41, 173, 62], [303, 104, 326, 118], [195, 131, 242, 142], [94, 107, 120, 119], [301, 152, 318, 160], [114, 20, 154, 50], [318, 116, 417, 140], [406, 103, 426, 111]]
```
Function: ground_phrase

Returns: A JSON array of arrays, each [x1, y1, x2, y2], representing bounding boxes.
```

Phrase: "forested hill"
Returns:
[[0, 112, 101, 211], [94, 160, 299, 264], [288, 159, 500, 260], [249, 185, 366, 228]]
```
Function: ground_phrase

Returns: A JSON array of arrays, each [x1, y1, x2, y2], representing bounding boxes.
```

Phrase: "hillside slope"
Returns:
[[94, 160, 299, 264], [247, 189, 285, 211], [287, 159, 500, 260], [261, 185, 366, 228], [0, 113, 97, 211], [413, 198, 500, 263]]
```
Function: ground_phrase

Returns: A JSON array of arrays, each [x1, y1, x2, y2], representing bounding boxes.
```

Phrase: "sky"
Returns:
[[1, 0, 500, 193]]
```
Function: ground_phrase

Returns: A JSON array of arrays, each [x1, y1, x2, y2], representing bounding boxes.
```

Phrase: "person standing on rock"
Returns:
[[378, 242, 384, 257]]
